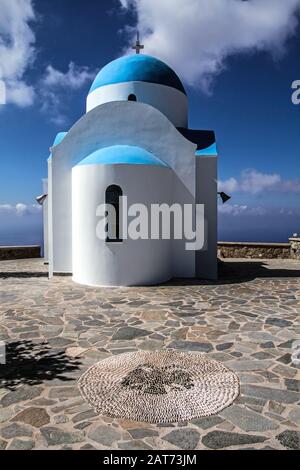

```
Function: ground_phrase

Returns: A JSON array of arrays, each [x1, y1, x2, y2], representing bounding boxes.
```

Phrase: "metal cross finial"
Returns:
[[132, 31, 144, 54]]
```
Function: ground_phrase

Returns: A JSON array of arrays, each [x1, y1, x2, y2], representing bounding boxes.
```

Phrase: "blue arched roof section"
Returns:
[[53, 132, 68, 147], [76, 145, 169, 168], [195, 142, 218, 156], [49, 132, 68, 159], [89, 55, 186, 95]]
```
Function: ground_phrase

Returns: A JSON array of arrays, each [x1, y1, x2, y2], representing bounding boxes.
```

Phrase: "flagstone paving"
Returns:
[[0, 258, 299, 450]]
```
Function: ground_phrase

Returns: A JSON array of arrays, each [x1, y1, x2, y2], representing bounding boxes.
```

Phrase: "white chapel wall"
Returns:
[[50, 101, 196, 276]]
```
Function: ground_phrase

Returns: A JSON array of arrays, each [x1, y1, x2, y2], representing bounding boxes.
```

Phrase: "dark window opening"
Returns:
[[128, 94, 137, 102], [105, 185, 123, 242]]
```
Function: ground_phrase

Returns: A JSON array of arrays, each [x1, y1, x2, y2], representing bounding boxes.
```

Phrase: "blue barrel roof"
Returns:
[[89, 55, 186, 95], [76, 145, 169, 167], [53, 132, 67, 147], [49, 132, 68, 159]]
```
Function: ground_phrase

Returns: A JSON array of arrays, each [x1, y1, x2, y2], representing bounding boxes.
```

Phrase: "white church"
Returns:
[[41, 42, 219, 287]]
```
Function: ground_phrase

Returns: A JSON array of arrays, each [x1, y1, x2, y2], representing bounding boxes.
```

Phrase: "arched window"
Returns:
[[105, 185, 122, 242], [128, 94, 137, 102]]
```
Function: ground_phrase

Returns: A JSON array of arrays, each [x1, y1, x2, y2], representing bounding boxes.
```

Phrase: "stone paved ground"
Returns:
[[0, 258, 299, 451]]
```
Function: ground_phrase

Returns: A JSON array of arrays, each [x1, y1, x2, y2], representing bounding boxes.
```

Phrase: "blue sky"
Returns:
[[0, 0, 300, 244]]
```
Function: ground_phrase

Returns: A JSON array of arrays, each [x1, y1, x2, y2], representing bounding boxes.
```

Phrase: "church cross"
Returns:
[[132, 31, 144, 54]]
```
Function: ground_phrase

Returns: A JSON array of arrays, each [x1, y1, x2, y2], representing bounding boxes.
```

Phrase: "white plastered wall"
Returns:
[[48, 156, 53, 277], [72, 164, 173, 286], [195, 155, 218, 280], [42, 178, 48, 261], [49, 101, 197, 278], [87, 81, 188, 128]]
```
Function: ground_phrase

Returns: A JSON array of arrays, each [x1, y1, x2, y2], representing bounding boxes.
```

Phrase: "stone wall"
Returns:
[[0, 246, 41, 261], [0, 242, 298, 262], [289, 238, 300, 260], [218, 242, 291, 259]]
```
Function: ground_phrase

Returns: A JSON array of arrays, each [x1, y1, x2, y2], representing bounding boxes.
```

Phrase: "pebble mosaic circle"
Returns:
[[78, 350, 240, 424]]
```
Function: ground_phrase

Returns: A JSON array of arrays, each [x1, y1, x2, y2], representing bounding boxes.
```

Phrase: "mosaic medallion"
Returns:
[[121, 363, 194, 395], [78, 350, 240, 424]]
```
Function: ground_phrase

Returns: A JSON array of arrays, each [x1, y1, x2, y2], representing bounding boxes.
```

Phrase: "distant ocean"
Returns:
[[219, 226, 298, 243], [0, 227, 43, 247], [1, 204, 299, 247], [0, 225, 297, 246], [218, 213, 299, 243]]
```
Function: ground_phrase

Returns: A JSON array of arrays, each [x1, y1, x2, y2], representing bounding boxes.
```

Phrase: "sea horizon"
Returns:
[[0, 226, 296, 247]]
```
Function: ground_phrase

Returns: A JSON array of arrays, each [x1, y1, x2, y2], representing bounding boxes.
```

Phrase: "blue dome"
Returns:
[[76, 145, 169, 167], [89, 55, 186, 95]]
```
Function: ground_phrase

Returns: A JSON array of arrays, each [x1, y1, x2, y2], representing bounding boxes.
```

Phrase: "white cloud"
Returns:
[[42, 62, 95, 90], [219, 169, 300, 195], [218, 204, 267, 217], [120, 0, 300, 91], [218, 177, 239, 194], [6, 80, 35, 107], [0, 203, 41, 216], [0, 0, 36, 106], [0, 2, 94, 112], [0, 204, 12, 211], [39, 62, 95, 124], [15, 203, 29, 215], [218, 203, 300, 218]]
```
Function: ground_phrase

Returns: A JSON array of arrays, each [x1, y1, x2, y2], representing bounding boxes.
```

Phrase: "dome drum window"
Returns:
[[128, 94, 137, 102]]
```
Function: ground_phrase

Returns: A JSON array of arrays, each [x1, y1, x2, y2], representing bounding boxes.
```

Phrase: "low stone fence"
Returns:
[[0, 246, 41, 261], [1, 240, 299, 261], [289, 238, 300, 260], [218, 241, 291, 259]]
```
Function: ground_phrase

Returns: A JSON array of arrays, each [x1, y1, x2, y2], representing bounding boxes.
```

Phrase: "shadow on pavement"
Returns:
[[0, 340, 81, 391], [168, 260, 300, 286]]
